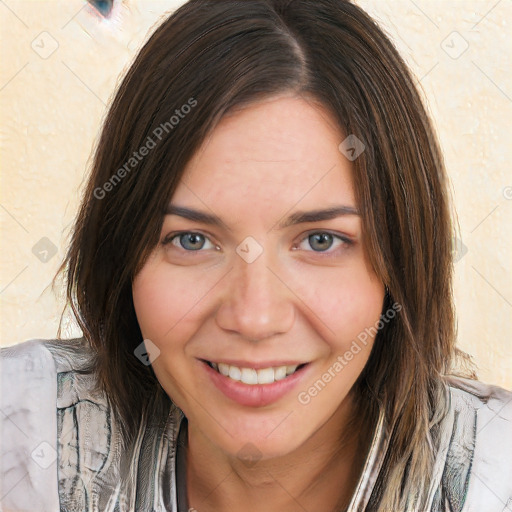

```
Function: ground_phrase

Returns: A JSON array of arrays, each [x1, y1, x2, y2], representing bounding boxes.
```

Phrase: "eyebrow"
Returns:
[[166, 204, 359, 230]]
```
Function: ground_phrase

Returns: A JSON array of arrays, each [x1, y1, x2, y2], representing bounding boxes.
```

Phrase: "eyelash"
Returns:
[[160, 231, 354, 258]]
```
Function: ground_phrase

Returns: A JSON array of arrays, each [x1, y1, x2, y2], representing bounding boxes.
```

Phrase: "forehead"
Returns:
[[171, 95, 356, 219]]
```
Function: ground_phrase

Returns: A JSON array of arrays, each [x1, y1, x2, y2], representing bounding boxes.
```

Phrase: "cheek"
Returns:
[[295, 273, 383, 409], [132, 265, 202, 406], [290, 263, 384, 345], [132, 263, 212, 340], [132, 271, 172, 339]]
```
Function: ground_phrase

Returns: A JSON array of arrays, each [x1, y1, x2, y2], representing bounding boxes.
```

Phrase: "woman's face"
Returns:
[[132, 94, 384, 460]]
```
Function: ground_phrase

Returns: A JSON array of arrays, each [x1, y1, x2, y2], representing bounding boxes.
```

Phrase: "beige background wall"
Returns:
[[0, 0, 511, 389]]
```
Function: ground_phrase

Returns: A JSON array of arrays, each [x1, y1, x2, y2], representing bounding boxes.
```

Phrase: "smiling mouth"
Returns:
[[203, 360, 308, 385]]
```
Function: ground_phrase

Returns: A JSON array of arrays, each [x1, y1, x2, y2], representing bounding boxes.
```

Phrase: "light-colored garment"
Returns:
[[1, 338, 512, 511]]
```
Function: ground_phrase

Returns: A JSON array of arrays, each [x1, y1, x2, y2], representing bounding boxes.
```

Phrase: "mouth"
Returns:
[[200, 358, 311, 407], [201, 360, 309, 385]]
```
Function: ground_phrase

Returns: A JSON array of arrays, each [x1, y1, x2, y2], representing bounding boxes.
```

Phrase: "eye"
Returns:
[[162, 232, 218, 252], [161, 230, 353, 256], [293, 231, 353, 255]]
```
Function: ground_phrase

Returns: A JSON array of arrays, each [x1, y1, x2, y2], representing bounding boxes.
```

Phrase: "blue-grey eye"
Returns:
[[177, 233, 207, 251], [308, 233, 334, 251], [87, 0, 114, 17], [162, 232, 218, 252]]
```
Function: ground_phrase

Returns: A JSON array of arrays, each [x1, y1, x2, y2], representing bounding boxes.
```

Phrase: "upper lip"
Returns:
[[200, 358, 309, 369]]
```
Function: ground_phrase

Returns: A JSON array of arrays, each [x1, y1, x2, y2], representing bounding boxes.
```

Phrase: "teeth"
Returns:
[[241, 368, 258, 385], [210, 361, 303, 385], [274, 366, 287, 380], [257, 367, 274, 384], [228, 366, 241, 381], [286, 365, 298, 375], [218, 363, 229, 376]]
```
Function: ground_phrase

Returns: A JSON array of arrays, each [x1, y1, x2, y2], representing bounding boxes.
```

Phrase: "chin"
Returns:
[[204, 412, 310, 462]]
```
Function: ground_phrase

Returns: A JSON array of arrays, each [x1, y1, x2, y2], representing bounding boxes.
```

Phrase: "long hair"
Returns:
[[56, 1, 468, 509]]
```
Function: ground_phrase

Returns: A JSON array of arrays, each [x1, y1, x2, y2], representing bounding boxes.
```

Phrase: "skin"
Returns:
[[132, 94, 385, 511]]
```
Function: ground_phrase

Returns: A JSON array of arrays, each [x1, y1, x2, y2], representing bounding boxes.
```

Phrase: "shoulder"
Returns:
[[1, 337, 102, 412], [445, 373, 512, 407], [0, 338, 76, 511], [1, 336, 96, 373], [0, 338, 109, 511], [445, 375, 512, 456], [431, 375, 512, 512]]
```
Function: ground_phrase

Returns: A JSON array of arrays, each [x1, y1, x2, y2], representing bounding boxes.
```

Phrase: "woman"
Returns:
[[1, 0, 511, 511]]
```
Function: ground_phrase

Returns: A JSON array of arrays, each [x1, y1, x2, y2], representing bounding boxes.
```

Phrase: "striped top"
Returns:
[[1, 338, 512, 511]]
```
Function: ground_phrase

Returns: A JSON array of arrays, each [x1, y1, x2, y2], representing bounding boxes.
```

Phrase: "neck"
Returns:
[[186, 395, 371, 512]]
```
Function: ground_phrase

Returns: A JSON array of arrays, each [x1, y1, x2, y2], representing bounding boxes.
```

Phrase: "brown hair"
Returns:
[[56, 0, 469, 509]]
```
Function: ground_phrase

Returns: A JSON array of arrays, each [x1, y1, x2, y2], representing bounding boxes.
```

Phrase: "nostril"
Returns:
[[87, 0, 114, 18]]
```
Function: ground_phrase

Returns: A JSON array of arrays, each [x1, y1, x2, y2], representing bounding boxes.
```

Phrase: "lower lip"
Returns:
[[202, 361, 310, 407]]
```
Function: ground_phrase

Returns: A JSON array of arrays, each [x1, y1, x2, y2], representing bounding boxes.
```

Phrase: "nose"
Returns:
[[215, 251, 295, 342]]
